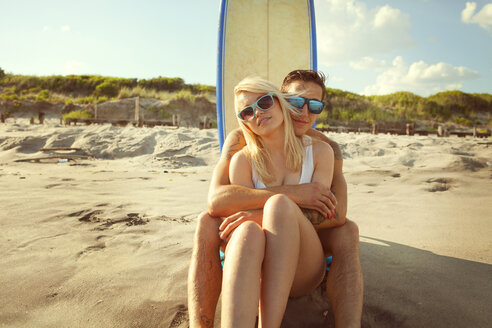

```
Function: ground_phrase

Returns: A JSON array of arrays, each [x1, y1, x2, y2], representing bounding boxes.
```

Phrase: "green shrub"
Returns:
[[0, 67, 5, 80], [138, 77, 185, 92], [172, 89, 195, 102], [35, 89, 50, 103], [158, 109, 172, 119], [1, 94, 20, 101], [95, 82, 119, 97], [62, 109, 93, 121], [316, 122, 330, 129], [452, 116, 473, 126]]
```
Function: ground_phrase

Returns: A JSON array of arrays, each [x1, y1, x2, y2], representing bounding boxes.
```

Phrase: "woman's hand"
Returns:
[[219, 209, 263, 242]]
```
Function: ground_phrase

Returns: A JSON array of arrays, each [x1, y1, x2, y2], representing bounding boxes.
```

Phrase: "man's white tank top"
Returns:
[[252, 140, 314, 189]]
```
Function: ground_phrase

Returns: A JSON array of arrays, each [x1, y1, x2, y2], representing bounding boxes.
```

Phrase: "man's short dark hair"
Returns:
[[281, 69, 327, 101]]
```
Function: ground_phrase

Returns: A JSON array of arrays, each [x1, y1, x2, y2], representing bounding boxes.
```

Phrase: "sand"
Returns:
[[0, 119, 491, 327]]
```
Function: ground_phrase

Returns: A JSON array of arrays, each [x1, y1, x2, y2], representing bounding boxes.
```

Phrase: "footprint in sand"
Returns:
[[76, 242, 106, 259], [426, 178, 455, 192], [169, 304, 188, 328], [45, 184, 62, 189], [76, 210, 104, 223]]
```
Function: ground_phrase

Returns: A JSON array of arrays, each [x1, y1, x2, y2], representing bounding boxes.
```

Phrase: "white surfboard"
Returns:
[[216, 0, 318, 150]]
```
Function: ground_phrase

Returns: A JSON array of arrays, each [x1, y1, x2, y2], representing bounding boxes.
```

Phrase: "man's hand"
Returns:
[[287, 182, 337, 218], [219, 210, 263, 243]]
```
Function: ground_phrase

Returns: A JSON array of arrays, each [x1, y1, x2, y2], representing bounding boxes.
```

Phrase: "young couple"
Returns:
[[188, 70, 363, 328]]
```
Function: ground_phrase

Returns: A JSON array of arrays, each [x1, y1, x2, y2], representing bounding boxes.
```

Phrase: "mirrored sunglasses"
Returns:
[[287, 96, 325, 114]]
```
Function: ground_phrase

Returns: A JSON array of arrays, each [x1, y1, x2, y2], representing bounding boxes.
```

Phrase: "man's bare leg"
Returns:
[[318, 219, 363, 328], [188, 212, 223, 328]]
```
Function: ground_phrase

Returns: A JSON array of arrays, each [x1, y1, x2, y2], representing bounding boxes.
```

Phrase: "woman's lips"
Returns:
[[258, 117, 271, 126], [293, 118, 309, 125]]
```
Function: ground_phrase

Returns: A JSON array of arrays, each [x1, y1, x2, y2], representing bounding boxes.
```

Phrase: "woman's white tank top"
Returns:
[[252, 143, 314, 189]]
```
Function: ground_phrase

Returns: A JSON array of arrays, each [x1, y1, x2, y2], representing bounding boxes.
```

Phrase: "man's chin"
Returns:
[[293, 120, 313, 135], [294, 126, 311, 136]]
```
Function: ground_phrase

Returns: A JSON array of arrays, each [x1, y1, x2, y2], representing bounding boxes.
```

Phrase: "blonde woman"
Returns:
[[220, 77, 334, 327]]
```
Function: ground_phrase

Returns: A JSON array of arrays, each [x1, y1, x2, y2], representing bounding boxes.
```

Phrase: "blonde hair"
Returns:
[[234, 76, 305, 184]]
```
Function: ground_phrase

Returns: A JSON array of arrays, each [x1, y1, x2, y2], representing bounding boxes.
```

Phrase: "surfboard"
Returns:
[[216, 0, 318, 150]]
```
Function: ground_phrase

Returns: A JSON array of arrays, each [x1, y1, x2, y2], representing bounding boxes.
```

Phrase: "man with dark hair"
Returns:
[[188, 70, 363, 327]]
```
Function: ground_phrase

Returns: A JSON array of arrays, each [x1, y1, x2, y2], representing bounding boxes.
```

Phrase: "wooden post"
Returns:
[[38, 112, 45, 124], [372, 121, 378, 134], [135, 96, 140, 125], [1, 113, 5, 123], [473, 126, 477, 138], [201, 116, 209, 129], [94, 104, 98, 120], [172, 114, 181, 128], [139, 99, 144, 127], [406, 123, 415, 136]]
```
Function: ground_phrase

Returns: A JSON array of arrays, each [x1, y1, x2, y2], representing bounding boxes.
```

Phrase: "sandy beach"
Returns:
[[0, 120, 491, 327]]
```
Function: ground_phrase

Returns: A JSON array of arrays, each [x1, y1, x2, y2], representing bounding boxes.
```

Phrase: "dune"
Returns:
[[0, 119, 490, 327]]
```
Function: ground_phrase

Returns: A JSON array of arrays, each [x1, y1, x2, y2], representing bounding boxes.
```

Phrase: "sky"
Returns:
[[0, 0, 491, 97]]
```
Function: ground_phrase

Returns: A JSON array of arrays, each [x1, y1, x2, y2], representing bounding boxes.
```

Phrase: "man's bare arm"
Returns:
[[304, 129, 348, 227], [208, 129, 339, 218]]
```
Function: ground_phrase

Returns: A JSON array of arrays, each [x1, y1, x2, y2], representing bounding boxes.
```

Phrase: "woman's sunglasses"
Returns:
[[287, 96, 325, 114], [237, 93, 275, 122]]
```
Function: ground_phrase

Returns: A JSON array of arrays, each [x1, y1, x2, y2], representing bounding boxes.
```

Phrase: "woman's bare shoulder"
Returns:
[[230, 148, 250, 167]]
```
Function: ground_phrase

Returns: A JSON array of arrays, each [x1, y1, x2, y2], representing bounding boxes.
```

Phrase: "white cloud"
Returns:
[[349, 56, 388, 71], [43, 26, 49, 32], [64, 61, 84, 74], [330, 75, 345, 82], [60, 25, 71, 32], [362, 56, 480, 96], [461, 2, 492, 33], [315, 0, 416, 65]]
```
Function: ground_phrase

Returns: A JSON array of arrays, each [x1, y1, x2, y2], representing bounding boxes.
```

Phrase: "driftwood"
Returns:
[[39, 147, 85, 152], [15, 147, 94, 163], [14, 155, 93, 163], [64, 117, 176, 128]]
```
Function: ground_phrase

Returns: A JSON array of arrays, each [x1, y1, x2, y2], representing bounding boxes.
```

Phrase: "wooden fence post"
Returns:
[[172, 114, 181, 128], [38, 112, 45, 124], [406, 123, 415, 136], [135, 97, 143, 127]]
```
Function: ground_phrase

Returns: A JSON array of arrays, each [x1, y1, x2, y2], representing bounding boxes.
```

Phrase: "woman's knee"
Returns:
[[264, 194, 294, 211], [263, 194, 298, 223], [228, 221, 265, 253]]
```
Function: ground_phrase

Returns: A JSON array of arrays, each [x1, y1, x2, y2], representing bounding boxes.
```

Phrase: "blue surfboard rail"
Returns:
[[216, 0, 228, 152], [308, 0, 317, 72]]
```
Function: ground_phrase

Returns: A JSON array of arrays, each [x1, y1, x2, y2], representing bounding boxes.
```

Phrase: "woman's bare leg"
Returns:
[[259, 194, 325, 328], [221, 221, 265, 328]]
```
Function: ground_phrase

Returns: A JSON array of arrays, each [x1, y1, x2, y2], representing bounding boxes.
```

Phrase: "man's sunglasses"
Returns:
[[237, 93, 275, 122], [287, 96, 325, 114]]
